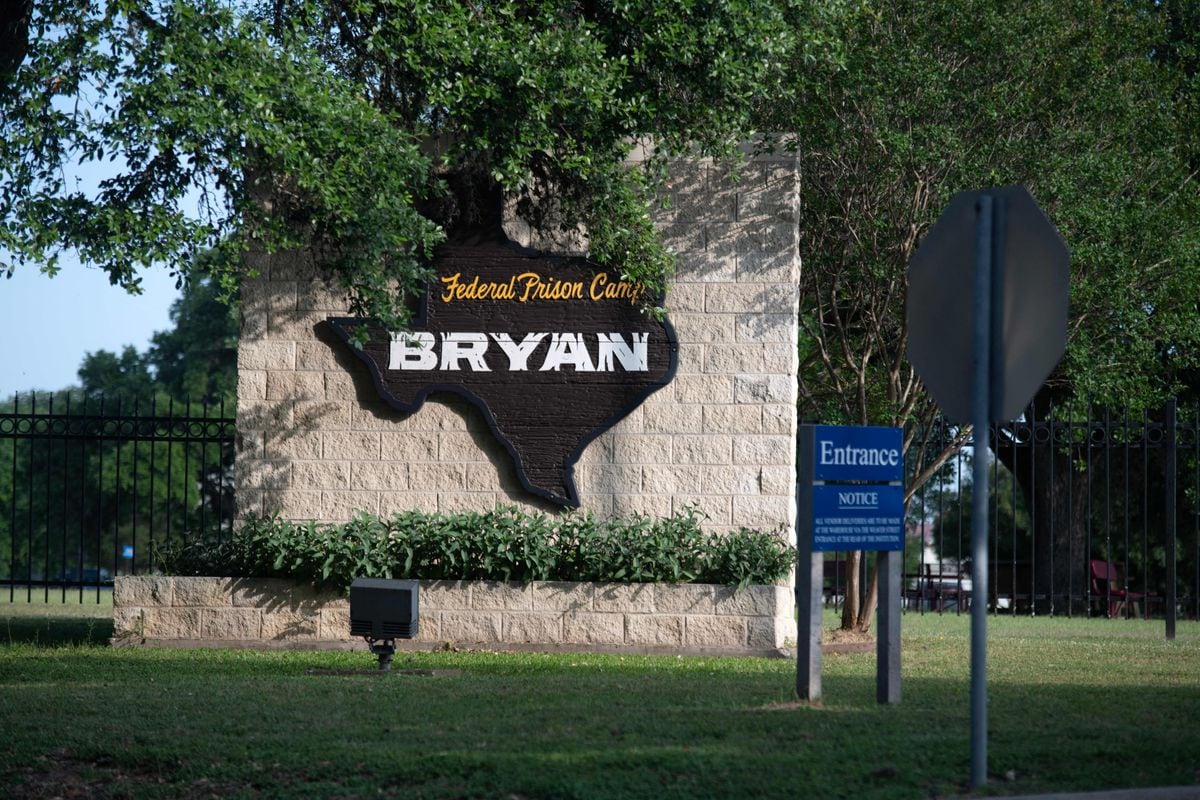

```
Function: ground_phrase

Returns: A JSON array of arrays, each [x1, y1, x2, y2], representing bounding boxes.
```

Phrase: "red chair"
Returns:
[[1089, 559, 1144, 618]]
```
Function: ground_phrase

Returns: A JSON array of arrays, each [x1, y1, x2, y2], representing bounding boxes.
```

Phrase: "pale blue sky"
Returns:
[[0, 261, 180, 399]]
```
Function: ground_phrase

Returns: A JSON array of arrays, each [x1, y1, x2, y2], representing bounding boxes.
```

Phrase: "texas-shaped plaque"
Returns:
[[328, 238, 678, 506]]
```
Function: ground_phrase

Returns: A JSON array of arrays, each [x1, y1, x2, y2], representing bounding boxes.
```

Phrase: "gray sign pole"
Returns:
[[908, 185, 1067, 791], [876, 548, 901, 704], [969, 195, 994, 789], [796, 428, 822, 701], [795, 528, 824, 701]]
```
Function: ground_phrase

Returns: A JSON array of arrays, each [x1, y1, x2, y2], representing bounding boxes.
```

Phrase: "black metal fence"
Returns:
[[0, 392, 236, 602], [6, 387, 1198, 618], [892, 399, 1200, 618]]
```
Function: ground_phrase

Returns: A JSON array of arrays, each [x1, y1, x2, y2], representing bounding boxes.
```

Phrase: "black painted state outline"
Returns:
[[326, 244, 678, 508]]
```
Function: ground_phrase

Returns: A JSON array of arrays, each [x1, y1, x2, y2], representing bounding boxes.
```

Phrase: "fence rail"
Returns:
[[0, 392, 236, 602], [0, 413, 235, 443]]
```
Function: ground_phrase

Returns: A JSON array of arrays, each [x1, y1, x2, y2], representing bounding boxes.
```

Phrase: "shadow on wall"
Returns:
[[234, 303, 563, 521], [318, 320, 564, 514]]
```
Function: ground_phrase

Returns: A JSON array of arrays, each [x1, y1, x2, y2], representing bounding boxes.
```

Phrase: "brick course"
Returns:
[[112, 577, 797, 656]]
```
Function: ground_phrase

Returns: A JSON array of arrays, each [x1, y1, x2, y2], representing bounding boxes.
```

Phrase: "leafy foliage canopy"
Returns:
[[1, 1, 842, 329]]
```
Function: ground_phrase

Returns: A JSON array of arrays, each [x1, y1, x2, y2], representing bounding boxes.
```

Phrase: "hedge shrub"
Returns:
[[160, 506, 793, 592]]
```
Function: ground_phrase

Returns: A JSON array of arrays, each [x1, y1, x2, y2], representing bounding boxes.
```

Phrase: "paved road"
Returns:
[[996, 787, 1200, 800]]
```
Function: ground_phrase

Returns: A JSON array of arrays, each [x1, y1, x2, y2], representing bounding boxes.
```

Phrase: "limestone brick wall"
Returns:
[[234, 151, 799, 535], [112, 577, 796, 656]]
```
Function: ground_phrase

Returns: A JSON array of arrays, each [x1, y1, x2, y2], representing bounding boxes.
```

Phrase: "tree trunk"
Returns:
[[840, 550, 862, 629], [856, 559, 879, 632], [992, 388, 1097, 615], [837, 550, 880, 632], [995, 439, 1091, 615]]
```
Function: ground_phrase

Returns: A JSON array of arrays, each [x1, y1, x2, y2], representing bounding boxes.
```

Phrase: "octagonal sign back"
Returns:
[[906, 186, 1069, 424]]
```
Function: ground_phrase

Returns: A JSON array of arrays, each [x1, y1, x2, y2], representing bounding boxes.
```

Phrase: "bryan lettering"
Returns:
[[389, 332, 650, 372]]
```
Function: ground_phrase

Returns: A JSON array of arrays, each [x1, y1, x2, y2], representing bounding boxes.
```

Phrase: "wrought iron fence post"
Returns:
[[1165, 398, 1177, 641]]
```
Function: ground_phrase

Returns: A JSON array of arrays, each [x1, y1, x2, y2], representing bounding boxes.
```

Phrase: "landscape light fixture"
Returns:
[[349, 577, 419, 670]]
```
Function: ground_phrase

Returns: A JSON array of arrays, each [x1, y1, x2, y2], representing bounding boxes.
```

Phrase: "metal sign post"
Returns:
[[907, 185, 1069, 790], [968, 195, 995, 789], [877, 547, 902, 704], [795, 466, 823, 701]]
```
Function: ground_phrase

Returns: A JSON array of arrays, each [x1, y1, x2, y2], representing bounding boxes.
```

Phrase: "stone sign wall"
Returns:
[[112, 576, 796, 655], [234, 150, 799, 538]]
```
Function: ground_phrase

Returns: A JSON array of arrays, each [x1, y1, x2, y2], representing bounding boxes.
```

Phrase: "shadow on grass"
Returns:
[[2, 615, 114, 646], [1, 644, 1198, 799]]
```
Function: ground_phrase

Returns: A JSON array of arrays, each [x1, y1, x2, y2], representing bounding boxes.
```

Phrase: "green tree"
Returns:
[[76, 266, 238, 403], [76, 347, 155, 401], [929, 458, 1030, 569], [143, 257, 239, 404], [759, 0, 1200, 629], [1, 1, 843, 333]]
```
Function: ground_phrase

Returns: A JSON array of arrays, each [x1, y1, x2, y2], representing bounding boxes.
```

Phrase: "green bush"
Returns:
[[160, 507, 793, 593]]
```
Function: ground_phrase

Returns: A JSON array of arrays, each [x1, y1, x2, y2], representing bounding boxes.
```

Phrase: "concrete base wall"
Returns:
[[113, 576, 797, 657]]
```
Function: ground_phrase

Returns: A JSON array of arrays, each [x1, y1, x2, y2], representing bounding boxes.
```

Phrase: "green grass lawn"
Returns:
[[1, 602, 1197, 799]]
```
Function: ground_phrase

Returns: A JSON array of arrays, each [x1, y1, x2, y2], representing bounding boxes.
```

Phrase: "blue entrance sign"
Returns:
[[812, 484, 904, 551], [804, 424, 905, 552], [812, 425, 903, 483], [797, 423, 906, 705]]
